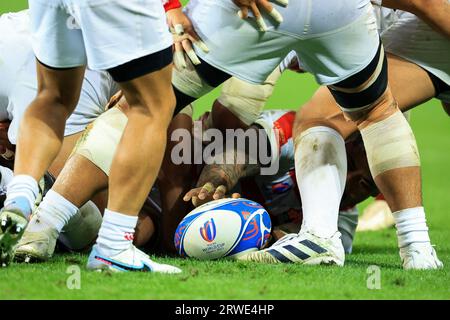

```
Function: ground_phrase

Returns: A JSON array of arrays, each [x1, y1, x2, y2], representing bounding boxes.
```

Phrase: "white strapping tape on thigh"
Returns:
[[360, 110, 420, 177], [172, 59, 215, 99], [217, 67, 282, 125], [73, 107, 127, 176]]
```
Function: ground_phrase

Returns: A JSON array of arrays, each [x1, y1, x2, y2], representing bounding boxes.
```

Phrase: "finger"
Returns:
[[182, 38, 201, 65], [198, 182, 214, 200], [237, 6, 249, 19], [213, 185, 227, 200], [192, 196, 201, 207], [174, 23, 185, 36], [258, 1, 283, 24], [183, 189, 197, 202], [273, 0, 288, 6], [188, 34, 210, 53], [268, 7, 283, 23], [231, 193, 241, 199], [250, 3, 267, 31], [173, 41, 187, 70]]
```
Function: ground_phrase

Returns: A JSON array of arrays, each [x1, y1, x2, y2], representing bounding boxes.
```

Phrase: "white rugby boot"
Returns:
[[15, 212, 59, 263], [240, 231, 345, 266], [400, 242, 443, 270], [87, 244, 182, 274], [0, 206, 28, 267]]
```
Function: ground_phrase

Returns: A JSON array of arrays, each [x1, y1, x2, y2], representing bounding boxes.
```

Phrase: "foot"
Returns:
[[0, 207, 28, 267], [15, 213, 59, 263], [87, 244, 182, 273], [400, 242, 443, 270], [356, 200, 394, 232], [239, 231, 345, 266]]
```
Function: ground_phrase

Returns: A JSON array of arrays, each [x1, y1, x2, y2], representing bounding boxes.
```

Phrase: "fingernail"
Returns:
[[195, 40, 210, 53], [275, 0, 288, 6], [256, 17, 268, 32], [237, 10, 244, 19], [270, 8, 283, 24], [187, 50, 201, 65]]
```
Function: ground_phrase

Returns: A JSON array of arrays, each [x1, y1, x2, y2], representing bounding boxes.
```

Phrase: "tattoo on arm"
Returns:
[[197, 126, 262, 190]]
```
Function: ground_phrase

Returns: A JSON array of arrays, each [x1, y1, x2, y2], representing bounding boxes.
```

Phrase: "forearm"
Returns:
[[196, 163, 255, 191], [382, 0, 450, 38], [197, 155, 261, 191]]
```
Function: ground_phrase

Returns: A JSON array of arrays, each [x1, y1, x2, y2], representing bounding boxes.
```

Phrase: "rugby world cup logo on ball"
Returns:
[[174, 198, 272, 260], [200, 219, 216, 243]]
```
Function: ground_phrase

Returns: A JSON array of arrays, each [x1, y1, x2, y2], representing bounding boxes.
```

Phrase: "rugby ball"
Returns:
[[174, 198, 272, 260]]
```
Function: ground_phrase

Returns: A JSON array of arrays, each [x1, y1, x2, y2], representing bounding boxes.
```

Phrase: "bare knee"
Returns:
[[33, 89, 79, 121], [294, 105, 343, 140]]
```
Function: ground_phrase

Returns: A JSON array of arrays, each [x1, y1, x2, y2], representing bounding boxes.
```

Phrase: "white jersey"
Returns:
[[380, 10, 450, 93], [372, 5, 398, 34], [185, 0, 380, 85], [0, 10, 119, 144]]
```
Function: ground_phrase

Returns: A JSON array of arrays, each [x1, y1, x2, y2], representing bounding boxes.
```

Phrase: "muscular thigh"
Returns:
[[295, 54, 437, 139], [387, 53, 436, 110]]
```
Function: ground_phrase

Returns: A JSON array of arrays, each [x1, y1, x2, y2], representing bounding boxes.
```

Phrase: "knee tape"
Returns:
[[217, 67, 282, 125], [73, 107, 127, 175], [360, 110, 420, 177]]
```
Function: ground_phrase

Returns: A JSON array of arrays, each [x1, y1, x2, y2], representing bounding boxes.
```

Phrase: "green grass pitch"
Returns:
[[0, 1, 449, 300]]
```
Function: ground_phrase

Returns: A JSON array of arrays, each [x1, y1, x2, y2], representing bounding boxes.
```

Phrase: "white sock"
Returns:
[[4, 174, 39, 218], [27, 190, 79, 232], [0, 166, 14, 190], [393, 207, 430, 248], [295, 126, 347, 238], [95, 209, 138, 256]]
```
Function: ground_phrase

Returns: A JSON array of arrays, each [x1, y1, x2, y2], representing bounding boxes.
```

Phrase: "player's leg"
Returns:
[[243, 2, 435, 268], [15, 108, 119, 262], [4, 64, 85, 214], [85, 63, 182, 273], [106, 64, 175, 214], [0, 1, 87, 266], [294, 49, 439, 267]]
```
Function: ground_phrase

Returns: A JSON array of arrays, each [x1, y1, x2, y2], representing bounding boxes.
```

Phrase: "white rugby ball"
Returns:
[[174, 198, 272, 260]]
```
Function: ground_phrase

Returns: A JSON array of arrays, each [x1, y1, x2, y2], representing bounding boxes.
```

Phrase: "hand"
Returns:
[[233, 0, 287, 31], [183, 182, 241, 207], [166, 7, 209, 70]]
